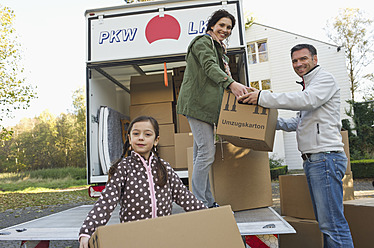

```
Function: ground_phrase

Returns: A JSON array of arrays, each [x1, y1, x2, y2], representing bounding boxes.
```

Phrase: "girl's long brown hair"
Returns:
[[108, 116, 168, 187]]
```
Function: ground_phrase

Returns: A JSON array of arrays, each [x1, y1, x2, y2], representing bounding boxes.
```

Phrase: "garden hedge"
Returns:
[[270, 165, 288, 180], [351, 159, 374, 179]]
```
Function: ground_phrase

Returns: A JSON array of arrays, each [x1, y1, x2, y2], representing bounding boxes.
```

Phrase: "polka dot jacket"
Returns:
[[79, 151, 207, 236]]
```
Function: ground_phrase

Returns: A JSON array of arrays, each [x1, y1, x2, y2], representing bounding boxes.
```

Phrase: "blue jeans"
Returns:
[[303, 152, 354, 248], [187, 116, 216, 207]]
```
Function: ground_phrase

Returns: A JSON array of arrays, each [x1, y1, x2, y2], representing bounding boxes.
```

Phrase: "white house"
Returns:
[[244, 22, 352, 170]]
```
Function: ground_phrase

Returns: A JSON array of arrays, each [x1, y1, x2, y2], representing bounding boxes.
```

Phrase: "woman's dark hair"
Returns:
[[108, 116, 168, 187], [206, 9, 236, 33]]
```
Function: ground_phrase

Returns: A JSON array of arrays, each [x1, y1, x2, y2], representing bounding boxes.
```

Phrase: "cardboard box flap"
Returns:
[[89, 205, 245, 248], [344, 198, 374, 207]]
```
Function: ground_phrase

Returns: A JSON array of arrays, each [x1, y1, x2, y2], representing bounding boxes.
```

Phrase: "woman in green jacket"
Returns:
[[176, 9, 247, 207]]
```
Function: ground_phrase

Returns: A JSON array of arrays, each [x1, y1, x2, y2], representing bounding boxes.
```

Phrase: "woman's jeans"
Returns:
[[187, 116, 215, 207], [303, 152, 354, 248]]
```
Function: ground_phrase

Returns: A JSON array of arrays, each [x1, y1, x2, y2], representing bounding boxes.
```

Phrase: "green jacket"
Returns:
[[176, 35, 234, 124]]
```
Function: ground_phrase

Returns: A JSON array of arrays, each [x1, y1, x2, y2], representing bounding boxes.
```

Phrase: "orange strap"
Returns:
[[164, 62, 168, 87]]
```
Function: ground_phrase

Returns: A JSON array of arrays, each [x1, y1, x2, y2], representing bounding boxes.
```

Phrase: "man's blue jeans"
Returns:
[[303, 152, 354, 248], [187, 116, 215, 207]]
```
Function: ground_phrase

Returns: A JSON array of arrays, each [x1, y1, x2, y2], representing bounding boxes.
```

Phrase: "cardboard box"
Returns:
[[174, 79, 182, 101], [130, 102, 175, 125], [279, 216, 323, 248], [212, 142, 272, 211], [159, 124, 175, 147], [173, 66, 185, 101], [344, 198, 374, 248], [174, 133, 193, 169], [343, 171, 354, 201], [130, 73, 173, 105], [173, 66, 185, 79], [158, 146, 176, 168], [341, 130, 351, 174], [177, 114, 191, 133], [280, 174, 316, 220], [280, 173, 354, 220], [187, 147, 214, 195], [217, 90, 278, 151], [89, 205, 245, 248]]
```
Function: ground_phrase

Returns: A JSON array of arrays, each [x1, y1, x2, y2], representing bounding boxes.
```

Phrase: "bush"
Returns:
[[269, 156, 284, 169], [269, 155, 288, 179], [270, 165, 288, 180], [351, 159, 374, 179]]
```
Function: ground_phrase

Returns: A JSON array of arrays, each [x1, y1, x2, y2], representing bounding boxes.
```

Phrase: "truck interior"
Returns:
[[86, 50, 248, 184]]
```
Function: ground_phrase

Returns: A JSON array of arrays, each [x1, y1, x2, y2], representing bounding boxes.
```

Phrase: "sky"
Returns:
[[1, 0, 373, 127]]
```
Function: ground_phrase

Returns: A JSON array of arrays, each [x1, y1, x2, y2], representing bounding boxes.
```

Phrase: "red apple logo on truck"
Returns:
[[145, 14, 181, 44]]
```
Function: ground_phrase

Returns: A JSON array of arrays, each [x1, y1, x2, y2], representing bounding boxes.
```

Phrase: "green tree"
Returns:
[[0, 5, 37, 141], [70, 87, 86, 167], [325, 8, 374, 102], [0, 88, 87, 172], [343, 100, 374, 159]]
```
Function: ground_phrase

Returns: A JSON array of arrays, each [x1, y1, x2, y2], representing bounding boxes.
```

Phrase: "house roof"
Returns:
[[250, 22, 341, 48]]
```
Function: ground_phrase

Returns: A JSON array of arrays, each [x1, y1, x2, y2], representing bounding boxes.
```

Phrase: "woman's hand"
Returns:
[[79, 236, 90, 248], [229, 81, 248, 98]]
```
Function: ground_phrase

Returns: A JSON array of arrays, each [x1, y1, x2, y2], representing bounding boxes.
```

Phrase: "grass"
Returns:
[[0, 189, 96, 212], [0, 167, 87, 192], [0, 167, 96, 211]]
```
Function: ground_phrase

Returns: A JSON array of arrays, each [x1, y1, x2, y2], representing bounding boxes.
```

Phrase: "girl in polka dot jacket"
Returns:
[[79, 116, 207, 248]]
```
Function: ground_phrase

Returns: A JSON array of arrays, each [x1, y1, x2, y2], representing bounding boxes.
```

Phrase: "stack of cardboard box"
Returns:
[[186, 88, 277, 211], [166, 66, 275, 212], [344, 198, 374, 247], [172, 66, 194, 169], [197, 87, 277, 211], [187, 142, 274, 212], [173, 66, 191, 134], [130, 70, 194, 170], [278, 131, 354, 247], [341, 130, 374, 247], [130, 73, 177, 166]]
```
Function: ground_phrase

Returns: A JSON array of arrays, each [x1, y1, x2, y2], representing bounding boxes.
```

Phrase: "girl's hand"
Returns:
[[229, 81, 248, 98], [79, 236, 89, 248]]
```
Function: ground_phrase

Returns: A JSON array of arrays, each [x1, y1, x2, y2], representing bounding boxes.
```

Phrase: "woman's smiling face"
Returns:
[[211, 17, 232, 41]]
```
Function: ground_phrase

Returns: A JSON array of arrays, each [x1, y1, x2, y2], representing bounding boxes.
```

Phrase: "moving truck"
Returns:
[[85, 0, 250, 190], [0, 1, 296, 246]]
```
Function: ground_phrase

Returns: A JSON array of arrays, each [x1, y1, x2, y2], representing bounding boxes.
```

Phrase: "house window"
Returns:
[[248, 40, 268, 64], [251, 79, 271, 90]]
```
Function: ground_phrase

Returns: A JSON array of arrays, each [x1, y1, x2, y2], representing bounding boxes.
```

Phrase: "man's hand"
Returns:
[[229, 82, 248, 98], [238, 87, 260, 104]]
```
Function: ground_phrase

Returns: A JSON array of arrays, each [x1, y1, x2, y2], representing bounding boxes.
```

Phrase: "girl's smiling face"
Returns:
[[129, 120, 159, 160], [211, 17, 233, 41]]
